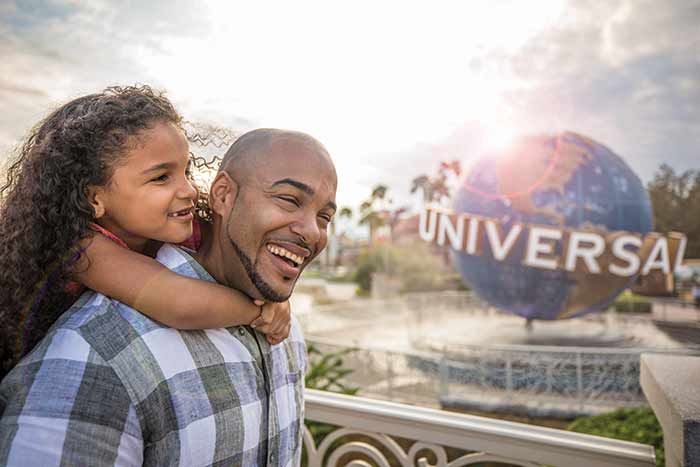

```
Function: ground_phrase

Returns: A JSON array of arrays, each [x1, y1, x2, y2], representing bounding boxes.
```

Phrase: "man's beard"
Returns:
[[226, 216, 291, 302]]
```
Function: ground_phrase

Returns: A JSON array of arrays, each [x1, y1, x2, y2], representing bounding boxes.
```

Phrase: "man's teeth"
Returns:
[[267, 245, 304, 266]]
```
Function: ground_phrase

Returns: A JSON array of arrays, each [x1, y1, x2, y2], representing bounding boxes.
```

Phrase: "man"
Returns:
[[0, 129, 337, 466]]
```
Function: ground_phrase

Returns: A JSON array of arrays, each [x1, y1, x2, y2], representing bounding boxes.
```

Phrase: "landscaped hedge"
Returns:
[[567, 407, 663, 466], [353, 242, 456, 295], [613, 291, 652, 313]]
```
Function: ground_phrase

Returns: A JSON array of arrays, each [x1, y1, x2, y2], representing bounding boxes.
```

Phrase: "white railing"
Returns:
[[303, 389, 656, 467]]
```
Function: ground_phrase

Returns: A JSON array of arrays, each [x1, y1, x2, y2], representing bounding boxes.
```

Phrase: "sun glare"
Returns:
[[484, 125, 520, 153]]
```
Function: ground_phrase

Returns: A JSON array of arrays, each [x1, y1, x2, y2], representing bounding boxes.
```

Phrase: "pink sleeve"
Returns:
[[65, 224, 130, 296], [178, 219, 201, 252], [90, 223, 129, 249]]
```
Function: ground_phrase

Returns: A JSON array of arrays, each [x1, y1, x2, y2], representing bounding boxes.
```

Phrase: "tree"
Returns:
[[387, 206, 408, 242], [410, 159, 462, 205], [333, 206, 354, 266], [371, 184, 387, 201], [359, 184, 389, 245], [410, 175, 433, 203], [339, 206, 353, 220], [647, 164, 700, 258]]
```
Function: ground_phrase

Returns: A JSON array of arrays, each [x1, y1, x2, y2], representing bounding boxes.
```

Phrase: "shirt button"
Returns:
[[269, 454, 275, 463], [238, 328, 246, 336]]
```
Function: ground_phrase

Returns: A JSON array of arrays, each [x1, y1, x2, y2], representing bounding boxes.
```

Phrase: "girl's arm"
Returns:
[[74, 233, 290, 332]]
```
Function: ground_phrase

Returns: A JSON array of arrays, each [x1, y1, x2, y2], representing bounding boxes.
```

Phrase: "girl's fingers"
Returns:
[[250, 307, 273, 329], [272, 323, 291, 342], [267, 335, 281, 345], [250, 316, 264, 328]]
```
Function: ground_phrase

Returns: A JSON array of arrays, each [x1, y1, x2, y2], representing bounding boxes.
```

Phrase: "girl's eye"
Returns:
[[151, 174, 169, 183]]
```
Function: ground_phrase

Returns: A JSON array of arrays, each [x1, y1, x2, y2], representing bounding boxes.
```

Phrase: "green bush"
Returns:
[[353, 242, 455, 294], [304, 344, 359, 396], [568, 407, 663, 466], [353, 247, 386, 292], [613, 291, 652, 313]]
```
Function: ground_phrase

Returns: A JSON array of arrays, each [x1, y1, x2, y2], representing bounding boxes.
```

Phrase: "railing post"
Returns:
[[439, 355, 449, 401], [505, 353, 513, 402], [576, 351, 584, 411], [386, 351, 394, 400]]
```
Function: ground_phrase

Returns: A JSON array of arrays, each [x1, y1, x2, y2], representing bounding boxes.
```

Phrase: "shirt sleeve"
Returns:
[[0, 329, 143, 466]]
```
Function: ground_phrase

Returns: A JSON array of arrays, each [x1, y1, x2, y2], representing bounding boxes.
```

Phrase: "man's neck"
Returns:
[[191, 222, 259, 301], [191, 222, 230, 287]]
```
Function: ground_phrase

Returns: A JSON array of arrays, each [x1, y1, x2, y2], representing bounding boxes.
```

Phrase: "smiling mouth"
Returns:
[[168, 207, 193, 218], [267, 244, 305, 268]]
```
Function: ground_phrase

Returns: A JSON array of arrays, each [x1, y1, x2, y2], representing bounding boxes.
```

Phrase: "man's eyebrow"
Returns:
[[141, 162, 176, 174], [271, 178, 315, 196]]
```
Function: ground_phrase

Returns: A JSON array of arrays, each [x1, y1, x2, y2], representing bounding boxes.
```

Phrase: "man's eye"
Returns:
[[279, 196, 300, 206], [151, 174, 169, 183]]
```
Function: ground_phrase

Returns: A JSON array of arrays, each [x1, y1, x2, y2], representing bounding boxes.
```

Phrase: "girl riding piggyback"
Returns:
[[0, 86, 290, 378]]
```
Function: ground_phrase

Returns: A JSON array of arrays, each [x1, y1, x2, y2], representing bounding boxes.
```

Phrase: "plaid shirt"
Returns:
[[0, 245, 307, 466]]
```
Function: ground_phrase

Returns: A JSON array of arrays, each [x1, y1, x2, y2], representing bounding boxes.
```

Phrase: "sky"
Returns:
[[1, 0, 699, 222]]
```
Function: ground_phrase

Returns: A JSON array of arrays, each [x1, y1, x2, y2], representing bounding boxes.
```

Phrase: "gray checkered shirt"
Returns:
[[0, 244, 307, 466]]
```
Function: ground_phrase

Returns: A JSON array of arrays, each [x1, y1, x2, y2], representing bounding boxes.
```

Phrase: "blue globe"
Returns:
[[451, 132, 653, 320]]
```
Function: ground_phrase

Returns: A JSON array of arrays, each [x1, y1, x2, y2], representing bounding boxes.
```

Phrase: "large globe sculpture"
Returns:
[[451, 132, 653, 320]]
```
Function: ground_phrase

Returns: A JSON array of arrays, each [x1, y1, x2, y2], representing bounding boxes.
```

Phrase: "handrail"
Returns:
[[306, 333, 700, 356], [305, 389, 656, 467]]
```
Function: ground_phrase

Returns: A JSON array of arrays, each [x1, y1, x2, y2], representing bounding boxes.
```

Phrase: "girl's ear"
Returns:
[[86, 186, 107, 219], [209, 171, 239, 216]]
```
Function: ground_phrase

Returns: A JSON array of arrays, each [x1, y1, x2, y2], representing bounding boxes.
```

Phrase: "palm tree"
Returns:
[[339, 206, 353, 219], [411, 160, 462, 205], [359, 185, 390, 246], [359, 207, 384, 246], [371, 184, 387, 201], [410, 175, 433, 203], [387, 206, 408, 242]]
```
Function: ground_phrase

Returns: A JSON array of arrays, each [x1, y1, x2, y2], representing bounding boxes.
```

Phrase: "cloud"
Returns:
[[0, 0, 249, 156], [367, 0, 700, 204], [500, 0, 700, 178], [0, 0, 697, 212]]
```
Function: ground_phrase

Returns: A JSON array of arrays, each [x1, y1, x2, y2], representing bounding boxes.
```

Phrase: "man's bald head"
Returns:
[[203, 127, 338, 302], [219, 128, 335, 183]]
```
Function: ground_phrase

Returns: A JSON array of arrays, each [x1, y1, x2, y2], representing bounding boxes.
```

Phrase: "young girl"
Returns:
[[0, 85, 290, 379]]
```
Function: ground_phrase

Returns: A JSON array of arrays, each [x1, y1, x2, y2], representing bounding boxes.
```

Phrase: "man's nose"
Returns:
[[290, 212, 322, 247]]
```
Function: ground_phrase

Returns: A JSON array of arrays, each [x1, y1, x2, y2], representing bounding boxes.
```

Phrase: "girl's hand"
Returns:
[[250, 300, 291, 345]]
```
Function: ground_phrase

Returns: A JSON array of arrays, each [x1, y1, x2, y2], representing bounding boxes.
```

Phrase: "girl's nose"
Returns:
[[179, 176, 198, 201]]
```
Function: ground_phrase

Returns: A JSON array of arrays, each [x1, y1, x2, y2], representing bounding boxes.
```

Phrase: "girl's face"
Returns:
[[93, 122, 197, 252]]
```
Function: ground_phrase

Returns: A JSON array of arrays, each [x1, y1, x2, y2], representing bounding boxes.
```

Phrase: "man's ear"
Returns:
[[209, 171, 239, 215], [86, 186, 107, 219]]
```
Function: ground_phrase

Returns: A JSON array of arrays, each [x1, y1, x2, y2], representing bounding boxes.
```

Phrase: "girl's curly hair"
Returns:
[[0, 85, 183, 378]]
